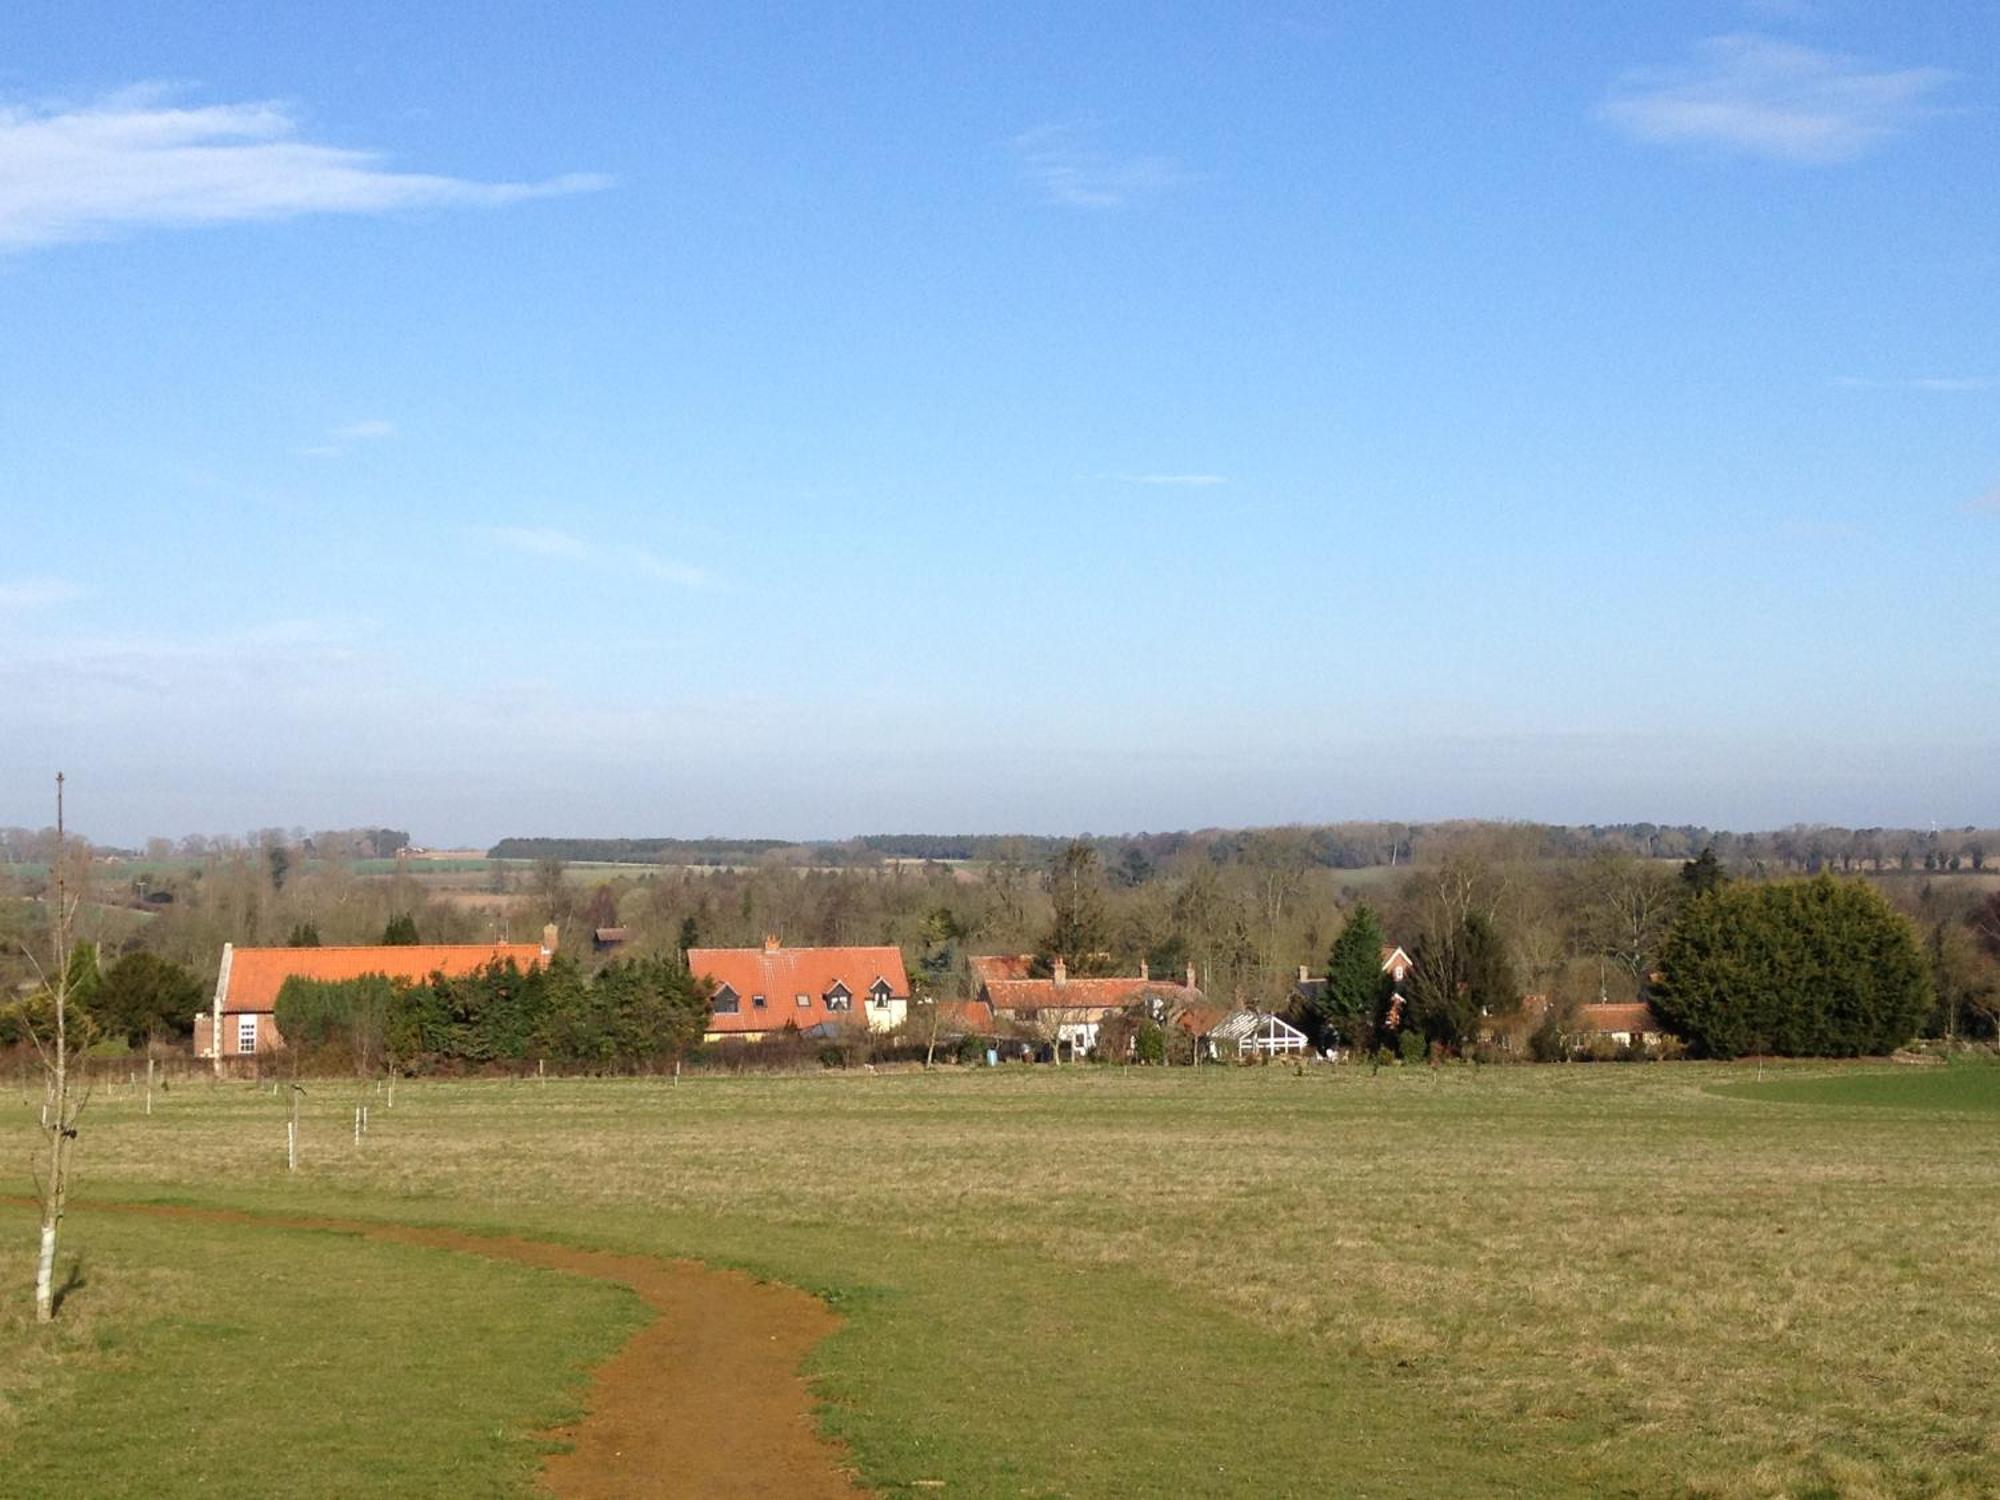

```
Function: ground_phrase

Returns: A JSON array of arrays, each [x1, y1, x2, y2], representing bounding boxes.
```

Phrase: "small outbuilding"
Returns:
[[1202, 1010, 1310, 1060]]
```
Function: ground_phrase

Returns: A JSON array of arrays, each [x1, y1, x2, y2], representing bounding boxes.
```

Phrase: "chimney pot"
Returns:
[[764, 934, 780, 954], [1139, 958, 1149, 981], [1052, 957, 1067, 986], [1186, 962, 1197, 991]]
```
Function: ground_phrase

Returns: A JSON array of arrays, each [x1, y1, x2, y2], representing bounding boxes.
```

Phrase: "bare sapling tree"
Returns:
[[27, 773, 89, 1324], [908, 992, 946, 1068]]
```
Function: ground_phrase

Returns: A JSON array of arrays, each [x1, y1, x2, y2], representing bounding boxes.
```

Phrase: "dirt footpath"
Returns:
[[72, 1200, 868, 1499]]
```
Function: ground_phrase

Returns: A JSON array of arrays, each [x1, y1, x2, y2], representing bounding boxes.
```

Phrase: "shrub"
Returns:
[[1397, 1029, 1425, 1065], [1134, 1019, 1166, 1065], [1654, 875, 1930, 1058]]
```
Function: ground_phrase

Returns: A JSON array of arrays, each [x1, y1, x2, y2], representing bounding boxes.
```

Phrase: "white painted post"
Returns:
[[145, 1054, 154, 1117]]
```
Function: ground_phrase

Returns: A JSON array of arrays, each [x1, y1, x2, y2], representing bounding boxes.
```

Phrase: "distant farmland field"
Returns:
[[5, 1061, 1998, 1497]]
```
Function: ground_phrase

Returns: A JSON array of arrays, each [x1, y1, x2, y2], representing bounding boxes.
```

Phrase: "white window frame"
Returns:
[[236, 1015, 258, 1054]]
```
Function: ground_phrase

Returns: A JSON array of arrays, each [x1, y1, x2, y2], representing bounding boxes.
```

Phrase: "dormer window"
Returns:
[[824, 981, 852, 1012], [869, 979, 894, 1008], [753, 993, 767, 1010], [713, 984, 740, 1015]]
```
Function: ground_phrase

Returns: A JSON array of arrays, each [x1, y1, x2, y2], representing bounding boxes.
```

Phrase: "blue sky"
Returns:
[[2, 2, 1995, 844]]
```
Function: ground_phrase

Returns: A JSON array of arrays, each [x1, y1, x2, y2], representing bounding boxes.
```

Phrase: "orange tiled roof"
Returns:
[[1577, 1002, 1661, 1034], [934, 998, 998, 1034], [691, 942, 909, 1034], [981, 975, 1199, 1014], [1171, 1005, 1234, 1036], [220, 942, 546, 1013], [968, 954, 1036, 987]]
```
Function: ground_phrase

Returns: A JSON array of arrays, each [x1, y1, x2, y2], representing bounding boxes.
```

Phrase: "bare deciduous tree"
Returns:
[[26, 773, 89, 1324]]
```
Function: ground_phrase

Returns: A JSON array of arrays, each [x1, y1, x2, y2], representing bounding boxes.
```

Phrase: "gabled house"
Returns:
[[196, 928, 555, 1070], [689, 936, 910, 1042], [1291, 944, 1415, 1024], [975, 956, 1202, 1058]]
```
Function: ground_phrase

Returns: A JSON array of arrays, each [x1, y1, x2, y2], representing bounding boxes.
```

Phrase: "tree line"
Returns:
[[274, 954, 709, 1075], [9, 820, 1998, 1063]]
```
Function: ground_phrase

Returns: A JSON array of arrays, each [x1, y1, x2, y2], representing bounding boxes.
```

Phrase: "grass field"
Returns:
[[5, 1060, 1998, 1498]]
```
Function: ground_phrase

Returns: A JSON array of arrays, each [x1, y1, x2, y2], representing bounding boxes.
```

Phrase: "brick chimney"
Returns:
[[764, 934, 781, 954], [540, 923, 558, 958], [1139, 957, 1149, 981], [1052, 957, 1067, 987], [1298, 963, 1310, 983]]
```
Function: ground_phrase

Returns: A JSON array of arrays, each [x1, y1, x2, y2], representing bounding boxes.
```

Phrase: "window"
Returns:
[[236, 1015, 258, 1054], [797, 992, 815, 1009], [870, 981, 893, 1008], [753, 993, 767, 1009], [824, 984, 851, 1012], [713, 985, 740, 1015]]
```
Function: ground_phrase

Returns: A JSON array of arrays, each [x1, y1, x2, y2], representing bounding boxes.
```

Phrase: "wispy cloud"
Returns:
[[1831, 375, 1993, 392], [0, 577, 83, 609], [632, 549, 707, 587], [1012, 122, 1188, 208], [0, 87, 610, 250], [479, 525, 707, 586], [1599, 35, 1951, 163], [483, 525, 592, 560], [1107, 472, 1230, 488], [296, 417, 398, 459]]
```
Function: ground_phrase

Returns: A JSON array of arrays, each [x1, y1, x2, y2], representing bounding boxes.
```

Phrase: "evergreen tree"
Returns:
[[1680, 846, 1727, 897], [1406, 912, 1518, 1049], [1318, 904, 1388, 1045], [95, 952, 203, 1046], [287, 922, 321, 947], [381, 913, 420, 946], [1041, 839, 1110, 968], [1654, 875, 1929, 1057]]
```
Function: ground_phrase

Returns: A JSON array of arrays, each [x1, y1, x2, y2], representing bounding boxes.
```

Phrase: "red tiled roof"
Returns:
[[1576, 1002, 1661, 1034], [691, 943, 910, 1035], [968, 954, 1036, 987], [220, 943, 546, 1014], [981, 976, 1199, 1014], [1171, 1005, 1234, 1036], [934, 999, 998, 1035]]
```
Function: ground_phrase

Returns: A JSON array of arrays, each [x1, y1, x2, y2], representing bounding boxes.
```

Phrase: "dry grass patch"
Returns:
[[12, 1060, 1999, 1497]]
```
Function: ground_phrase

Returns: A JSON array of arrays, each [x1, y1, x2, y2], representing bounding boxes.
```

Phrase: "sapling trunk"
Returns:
[[32, 773, 83, 1325]]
